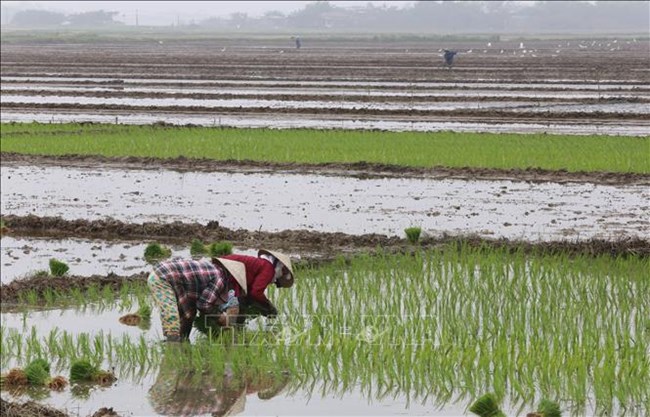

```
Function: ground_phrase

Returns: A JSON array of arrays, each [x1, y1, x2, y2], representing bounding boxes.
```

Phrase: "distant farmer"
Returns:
[[220, 249, 294, 320], [443, 49, 458, 67], [295, 36, 301, 49], [148, 257, 247, 342]]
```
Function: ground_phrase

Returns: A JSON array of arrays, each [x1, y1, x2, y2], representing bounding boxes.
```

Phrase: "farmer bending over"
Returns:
[[220, 249, 294, 319], [148, 257, 247, 342]]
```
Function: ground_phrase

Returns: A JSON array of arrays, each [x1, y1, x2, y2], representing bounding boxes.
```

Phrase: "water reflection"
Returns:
[[148, 346, 288, 416]]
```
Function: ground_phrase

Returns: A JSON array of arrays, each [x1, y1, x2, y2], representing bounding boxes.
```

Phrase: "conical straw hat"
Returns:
[[258, 249, 294, 287], [213, 258, 247, 295]]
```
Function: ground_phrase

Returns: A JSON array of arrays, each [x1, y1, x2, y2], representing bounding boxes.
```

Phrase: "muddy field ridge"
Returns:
[[2, 153, 648, 185]]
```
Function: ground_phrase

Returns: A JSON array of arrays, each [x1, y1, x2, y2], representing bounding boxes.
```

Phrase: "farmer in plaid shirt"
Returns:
[[148, 257, 247, 342]]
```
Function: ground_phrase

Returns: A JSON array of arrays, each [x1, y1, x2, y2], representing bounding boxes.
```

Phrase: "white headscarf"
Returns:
[[260, 253, 284, 281]]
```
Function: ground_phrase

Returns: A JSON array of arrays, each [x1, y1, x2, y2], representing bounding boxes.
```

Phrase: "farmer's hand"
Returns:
[[218, 306, 240, 327], [265, 303, 278, 319]]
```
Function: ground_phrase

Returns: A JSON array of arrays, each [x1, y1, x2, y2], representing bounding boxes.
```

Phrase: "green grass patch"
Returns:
[[1, 123, 648, 173]]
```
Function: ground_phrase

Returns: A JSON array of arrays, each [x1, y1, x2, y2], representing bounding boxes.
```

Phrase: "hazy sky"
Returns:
[[1, 1, 418, 25]]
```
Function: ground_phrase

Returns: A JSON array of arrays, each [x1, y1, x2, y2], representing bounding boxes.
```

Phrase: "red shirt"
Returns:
[[221, 254, 274, 306]]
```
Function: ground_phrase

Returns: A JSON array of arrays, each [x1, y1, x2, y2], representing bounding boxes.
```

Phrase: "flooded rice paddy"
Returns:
[[5, 111, 647, 136], [2, 245, 647, 417], [2, 164, 648, 242], [2, 37, 649, 416], [0, 236, 258, 284]]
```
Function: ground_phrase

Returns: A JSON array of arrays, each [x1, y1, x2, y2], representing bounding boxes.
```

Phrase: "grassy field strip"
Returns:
[[1, 123, 648, 173]]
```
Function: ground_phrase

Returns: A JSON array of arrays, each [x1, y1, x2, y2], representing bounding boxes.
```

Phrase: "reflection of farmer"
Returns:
[[220, 250, 294, 320], [149, 346, 289, 416], [148, 257, 247, 342]]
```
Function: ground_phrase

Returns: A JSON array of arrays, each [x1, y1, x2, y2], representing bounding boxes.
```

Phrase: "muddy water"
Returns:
[[2, 94, 540, 111], [0, 236, 152, 284], [2, 165, 648, 242], [4, 84, 647, 100], [0, 236, 258, 284], [516, 102, 650, 114], [3, 112, 648, 136], [2, 76, 646, 90], [0, 302, 628, 417], [0, 306, 445, 416], [8, 94, 648, 114]]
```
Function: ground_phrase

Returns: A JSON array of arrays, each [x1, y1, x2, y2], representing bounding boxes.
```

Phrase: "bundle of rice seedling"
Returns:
[[404, 226, 422, 244], [70, 360, 98, 382], [532, 399, 562, 417], [190, 239, 208, 256], [137, 303, 152, 321], [208, 241, 233, 257], [143, 243, 172, 263], [49, 259, 70, 276], [24, 359, 51, 385], [469, 393, 506, 417]]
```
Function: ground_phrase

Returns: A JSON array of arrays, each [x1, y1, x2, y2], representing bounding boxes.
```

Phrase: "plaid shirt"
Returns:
[[154, 258, 231, 320]]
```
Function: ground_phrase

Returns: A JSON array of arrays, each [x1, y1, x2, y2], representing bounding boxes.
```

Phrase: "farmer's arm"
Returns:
[[250, 268, 274, 306]]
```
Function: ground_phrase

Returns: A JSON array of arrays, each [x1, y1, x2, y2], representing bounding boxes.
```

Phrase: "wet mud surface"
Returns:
[[0, 235, 232, 284], [3, 152, 648, 185], [2, 37, 648, 81], [2, 38, 649, 135], [6, 110, 648, 136], [1, 398, 69, 417], [2, 162, 648, 241]]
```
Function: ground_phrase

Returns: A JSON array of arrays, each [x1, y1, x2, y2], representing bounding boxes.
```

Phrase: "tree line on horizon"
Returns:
[[5, 1, 649, 34]]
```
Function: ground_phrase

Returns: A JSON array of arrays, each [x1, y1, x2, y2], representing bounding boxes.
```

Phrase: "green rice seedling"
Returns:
[[49, 258, 69, 276], [28, 358, 51, 373], [70, 359, 98, 382], [2, 122, 648, 173], [404, 226, 422, 244], [529, 399, 562, 417], [190, 238, 208, 257], [137, 303, 152, 321], [85, 284, 102, 303], [43, 288, 56, 306], [24, 359, 51, 385], [208, 241, 233, 257], [0, 244, 647, 414], [469, 393, 506, 417], [144, 242, 172, 263]]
